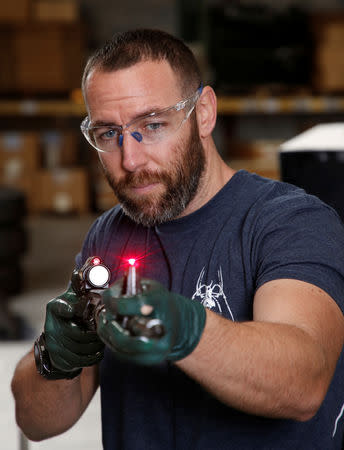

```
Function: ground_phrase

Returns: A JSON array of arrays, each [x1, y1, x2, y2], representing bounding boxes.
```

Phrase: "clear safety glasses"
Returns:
[[80, 85, 203, 153]]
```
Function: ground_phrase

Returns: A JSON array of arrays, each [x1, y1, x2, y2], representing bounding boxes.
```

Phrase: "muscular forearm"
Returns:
[[11, 349, 98, 441], [176, 310, 331, 421]]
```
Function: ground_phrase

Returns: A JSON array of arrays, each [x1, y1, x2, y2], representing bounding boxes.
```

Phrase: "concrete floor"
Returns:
[[3, 214, 103, 450]]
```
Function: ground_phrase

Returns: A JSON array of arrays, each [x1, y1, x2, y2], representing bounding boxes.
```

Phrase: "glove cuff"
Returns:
[[167, 298, 206, 362], [34, 333, 82, 380]]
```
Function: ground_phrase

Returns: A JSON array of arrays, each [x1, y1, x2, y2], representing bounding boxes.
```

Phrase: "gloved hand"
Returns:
[[97, 278, 206, 365], [44, 286, 105, 376]]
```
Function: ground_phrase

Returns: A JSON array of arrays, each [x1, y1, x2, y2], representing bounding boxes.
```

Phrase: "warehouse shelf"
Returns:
[[0, 99, 86, 117], [217, 95, 344, 115], [2, 95, 344, 118]]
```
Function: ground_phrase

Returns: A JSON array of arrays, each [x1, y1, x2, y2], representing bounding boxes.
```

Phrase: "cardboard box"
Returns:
[[313, 44, 344, 92], [41, 131, 79, 168], [228, 158, 280, 181], [0, 0, 30, 23], [0, 132, 41, 212], [312, 13, 344, 44], [0, 132, 41, 171], [227, 140, 282, 160], [0, 28, 15, 92], [33, 0, 79, 23], [312, 13, 344, 92], [226, 140, 282, 181], [13, 24, 84, 93], [37, 168, 89, 214]]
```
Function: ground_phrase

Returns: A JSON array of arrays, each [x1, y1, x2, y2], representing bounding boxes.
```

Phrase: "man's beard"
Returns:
[[102, 116, 206, 227]]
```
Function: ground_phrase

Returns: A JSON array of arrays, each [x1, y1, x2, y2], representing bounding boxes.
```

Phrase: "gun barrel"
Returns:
[[73, 257, 165, 339], [122, 265, 139, 296]]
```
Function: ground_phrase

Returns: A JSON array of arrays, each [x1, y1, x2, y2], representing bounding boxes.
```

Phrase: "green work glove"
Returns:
[[97, 278, 206, 365], [44, 286, 105, 375]]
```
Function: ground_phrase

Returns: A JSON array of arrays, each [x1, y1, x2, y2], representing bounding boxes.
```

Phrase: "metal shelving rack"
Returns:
[[2, 95, 344, 118]]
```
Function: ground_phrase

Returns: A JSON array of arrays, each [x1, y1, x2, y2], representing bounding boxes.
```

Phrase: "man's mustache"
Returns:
[[116, 170, 170, 189]]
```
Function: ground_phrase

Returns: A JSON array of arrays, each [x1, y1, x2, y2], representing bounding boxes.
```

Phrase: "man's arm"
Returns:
[[11, 349, 99, 441], [176, 278, 344, 421]]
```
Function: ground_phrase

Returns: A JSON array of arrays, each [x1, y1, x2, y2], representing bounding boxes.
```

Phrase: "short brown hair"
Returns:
[[82, 29, 202, 97]]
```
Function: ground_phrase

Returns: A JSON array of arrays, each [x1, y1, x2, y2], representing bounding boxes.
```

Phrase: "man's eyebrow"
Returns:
[[90, 120, 120, 128], [90, 105, 169, 128], [129, 106, 166, 121]]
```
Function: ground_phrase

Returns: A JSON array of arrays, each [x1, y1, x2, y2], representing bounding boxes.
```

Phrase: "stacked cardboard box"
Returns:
[[37, 130, 89, 214], [312, 14, 344, 93], [0, 28, 14, 92], [226, 140, 282, 180], [38, 130, 89, 214], [0, 1, 83, 95], [0, 0, 79, 24], [7, 24, 84, 94], [0, 0, 30, 23], [41, 131, 79, 169], [0, 131, 90, 214], [36, 168, 89, 214], [0, 132, 41, 212], [33, 0, 79, 23], [90, 152, 118, 212]]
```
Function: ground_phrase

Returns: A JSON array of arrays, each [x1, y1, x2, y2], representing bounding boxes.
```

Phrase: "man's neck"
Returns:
[[178, 143, 235, 219]]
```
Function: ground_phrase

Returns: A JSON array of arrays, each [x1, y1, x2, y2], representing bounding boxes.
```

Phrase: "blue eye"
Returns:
[[102, 129, 118, 139], [146, 123, 163, 131]]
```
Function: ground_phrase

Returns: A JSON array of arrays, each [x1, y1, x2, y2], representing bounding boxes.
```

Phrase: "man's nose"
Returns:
[[120, 131, 148, 172]]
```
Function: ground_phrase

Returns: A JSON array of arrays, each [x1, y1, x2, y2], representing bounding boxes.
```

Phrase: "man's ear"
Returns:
[[196, 86, 217, 139]]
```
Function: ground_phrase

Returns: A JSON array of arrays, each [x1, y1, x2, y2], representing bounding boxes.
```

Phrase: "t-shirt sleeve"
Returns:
[[253, 192, 344, 314]]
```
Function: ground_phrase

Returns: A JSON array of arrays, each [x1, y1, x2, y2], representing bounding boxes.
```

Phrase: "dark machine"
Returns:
[[280, 123, 344, 222]]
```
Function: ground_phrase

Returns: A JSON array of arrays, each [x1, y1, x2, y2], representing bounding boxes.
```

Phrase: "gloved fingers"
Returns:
[[103, 330, 171, 366], [140, 279, 172, 308], [108, 289, 167, 317], [58, 333, 105, 356], [45, 328, 103, 356], [102, 278, 125, 301], [140, 278, 165, 294], [46, 334, 104, 371], [56, 319, 102, 344], [45, 315, 101, 344], [98, 312, 171, 355], [50, 350, 103, 371], [47, 297, 76, 319], [99, 315, 148, 351], [101, 278, 167, 318], [114, 296, 148, 316], [49, 351, 77, 372]]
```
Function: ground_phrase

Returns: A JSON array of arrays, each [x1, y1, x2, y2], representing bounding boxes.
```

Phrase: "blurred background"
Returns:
[[2, 0, 344, 448]]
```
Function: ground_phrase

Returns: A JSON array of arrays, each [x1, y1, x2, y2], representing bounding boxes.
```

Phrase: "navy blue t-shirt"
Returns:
[[76, 170, 344, 449]]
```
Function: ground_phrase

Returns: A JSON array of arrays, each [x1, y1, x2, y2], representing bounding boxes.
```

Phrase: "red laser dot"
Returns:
[[92, 257, 101, 266], [128, 258, 136, 266]]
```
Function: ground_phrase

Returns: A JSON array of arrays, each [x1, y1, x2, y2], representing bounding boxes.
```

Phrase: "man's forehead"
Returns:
[[85, 63, 183, 121], [85, 61, 182, 100]]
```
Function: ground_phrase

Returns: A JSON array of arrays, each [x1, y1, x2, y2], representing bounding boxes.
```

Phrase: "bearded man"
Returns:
[[11, 29, 344, 450]]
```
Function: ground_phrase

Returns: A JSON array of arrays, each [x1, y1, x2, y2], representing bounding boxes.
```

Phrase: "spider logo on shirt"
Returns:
[[192, 267, 234, 321]]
